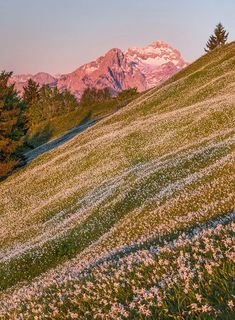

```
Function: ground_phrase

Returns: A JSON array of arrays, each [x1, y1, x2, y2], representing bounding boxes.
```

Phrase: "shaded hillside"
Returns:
[[25, 88, 140, 149]]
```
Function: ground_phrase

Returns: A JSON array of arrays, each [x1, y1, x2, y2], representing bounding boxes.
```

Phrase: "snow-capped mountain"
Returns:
[[10, 41, 187, 99], [126, 40, 187, 88]]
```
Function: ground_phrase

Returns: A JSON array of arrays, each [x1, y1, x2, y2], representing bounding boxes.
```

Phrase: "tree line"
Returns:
[[23, 79, 78, 128], [0, 73, 85, 178], [0, 73, 137, 179]]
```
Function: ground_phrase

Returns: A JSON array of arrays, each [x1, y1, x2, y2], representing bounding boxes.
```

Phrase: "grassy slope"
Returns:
[[0, 43, 234, 318], [26, 94, 139, 148]]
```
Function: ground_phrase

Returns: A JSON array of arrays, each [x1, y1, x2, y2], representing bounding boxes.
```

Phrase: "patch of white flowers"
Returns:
[[0, 214, 234, 319]]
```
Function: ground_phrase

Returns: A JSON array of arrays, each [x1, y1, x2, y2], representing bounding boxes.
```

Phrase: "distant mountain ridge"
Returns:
[[10, 40, 187, 99], [8, 72, 57, 94]]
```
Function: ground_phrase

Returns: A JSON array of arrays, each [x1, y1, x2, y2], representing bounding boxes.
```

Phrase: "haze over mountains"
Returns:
[[9, 40, 187, 99]]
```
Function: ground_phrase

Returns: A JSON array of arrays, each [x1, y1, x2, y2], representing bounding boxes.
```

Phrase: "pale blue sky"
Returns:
[[0, 0, 234, 75]]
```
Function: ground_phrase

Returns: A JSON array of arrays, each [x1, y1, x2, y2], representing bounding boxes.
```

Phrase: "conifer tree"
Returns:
[[23, 79, 40, 104], [23, 79, 41, 128], [0, 71, 25, 178], [205, 23, 229, 52], [80, 87, 111, 105]]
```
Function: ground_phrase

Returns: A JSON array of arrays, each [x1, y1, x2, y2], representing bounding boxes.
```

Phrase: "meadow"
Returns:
[[0, 43, 234, 319]]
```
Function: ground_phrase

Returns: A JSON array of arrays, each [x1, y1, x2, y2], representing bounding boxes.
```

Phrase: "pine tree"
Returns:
[[23, 79, 41, 128], [23, 79, 40, 103], [0, 71, 25, 178], [205, 23, 229, 52], [62, 89, 78, 113]]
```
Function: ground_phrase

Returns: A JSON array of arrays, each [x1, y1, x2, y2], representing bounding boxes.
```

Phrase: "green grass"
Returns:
[[0, 43, 234, 319], [25, 94, 140, 149]]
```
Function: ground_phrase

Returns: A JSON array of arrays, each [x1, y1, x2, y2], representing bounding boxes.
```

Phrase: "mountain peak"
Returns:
[[10, 40, 187, 99], [149, 40, 171, 48], [126, 40, 182, 57], [106, 48, 123, 55]]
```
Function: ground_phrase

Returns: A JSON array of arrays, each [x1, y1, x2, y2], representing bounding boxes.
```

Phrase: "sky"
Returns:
[[0, 0, 234, 75]]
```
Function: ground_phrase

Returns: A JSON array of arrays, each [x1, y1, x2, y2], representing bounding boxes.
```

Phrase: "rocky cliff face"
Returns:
[[10, 41, 187, 99], [56, 48, 147, 99]]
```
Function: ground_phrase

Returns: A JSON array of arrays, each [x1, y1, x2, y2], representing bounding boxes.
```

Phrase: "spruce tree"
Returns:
[[205, 23, 229, 52], [23, 79, 40, 106], [23, 79, 41, 128], [0, 71, 25, 178]]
